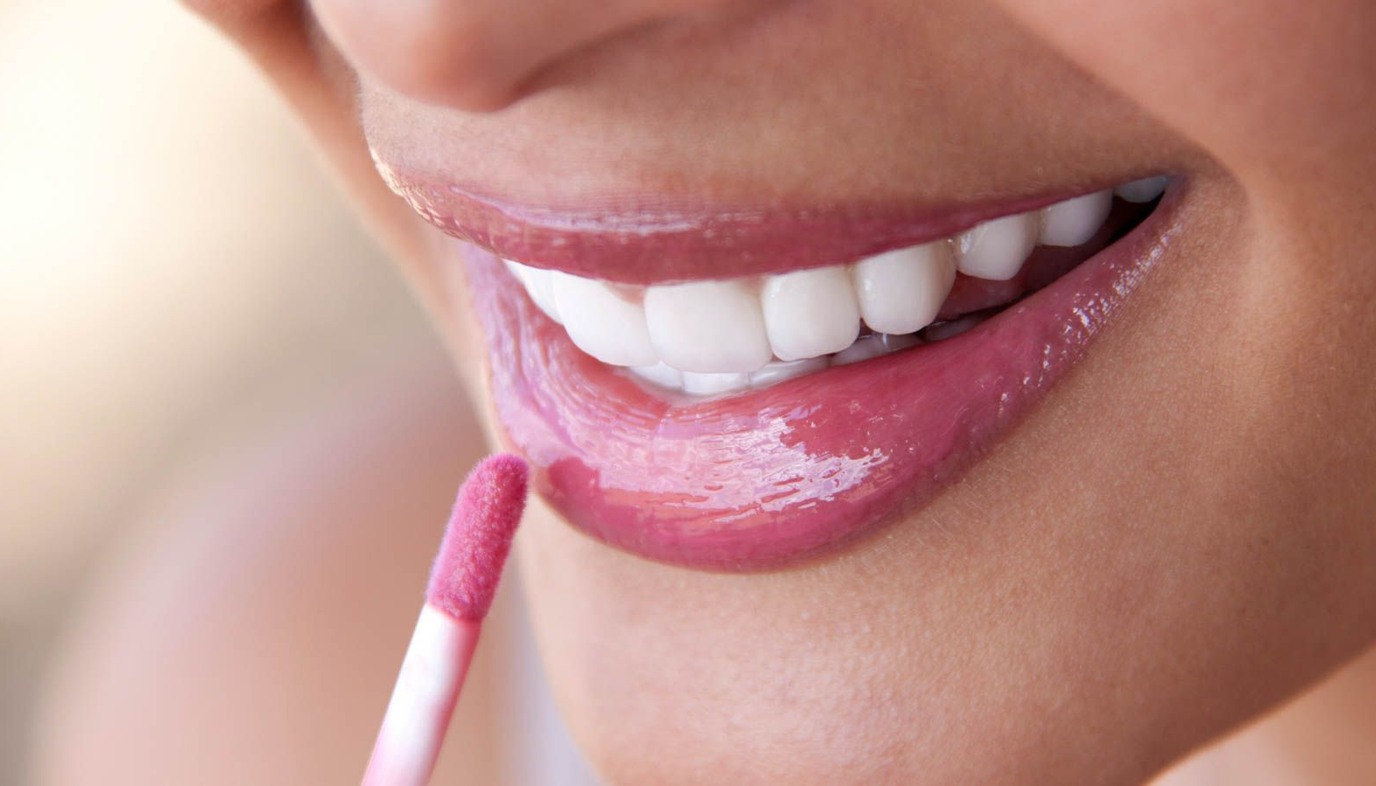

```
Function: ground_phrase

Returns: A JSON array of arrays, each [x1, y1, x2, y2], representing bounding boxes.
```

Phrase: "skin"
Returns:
[[54, 0, 1376, 783]]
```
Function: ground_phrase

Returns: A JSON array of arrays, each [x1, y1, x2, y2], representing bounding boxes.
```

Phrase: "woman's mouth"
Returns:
[[406, 172, 1177, 571]]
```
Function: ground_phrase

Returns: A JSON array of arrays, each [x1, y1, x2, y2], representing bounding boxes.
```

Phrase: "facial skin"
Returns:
[[184, 0, 1376, 782]]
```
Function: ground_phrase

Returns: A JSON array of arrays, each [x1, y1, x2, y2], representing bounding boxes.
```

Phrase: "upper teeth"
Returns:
[[503, 179, 1165, 394]]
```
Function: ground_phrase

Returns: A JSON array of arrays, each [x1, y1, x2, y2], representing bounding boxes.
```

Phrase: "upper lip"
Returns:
[[377, 157, 1147, 284]]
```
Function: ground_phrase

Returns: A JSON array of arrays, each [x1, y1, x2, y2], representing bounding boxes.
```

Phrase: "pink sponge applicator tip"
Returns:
[[426, 453, 530, 621]]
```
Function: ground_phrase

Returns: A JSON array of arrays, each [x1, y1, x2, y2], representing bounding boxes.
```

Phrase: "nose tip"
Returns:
[[312, 0, 729, 111]]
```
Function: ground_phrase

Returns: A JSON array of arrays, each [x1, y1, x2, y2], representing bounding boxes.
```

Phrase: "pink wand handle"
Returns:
[[362, 607, 480, 786]]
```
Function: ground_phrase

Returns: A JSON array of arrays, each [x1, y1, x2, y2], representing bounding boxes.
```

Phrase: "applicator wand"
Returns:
[[362, 453, 530, 786]]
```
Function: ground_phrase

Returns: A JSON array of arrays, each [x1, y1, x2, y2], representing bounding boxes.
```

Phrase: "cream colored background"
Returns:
[[1, 0, 429, 779]]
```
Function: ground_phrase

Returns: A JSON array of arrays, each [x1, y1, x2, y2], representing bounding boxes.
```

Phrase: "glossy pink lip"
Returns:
[[382, 161, 1134, 284], [464, 189, 1180, 571]]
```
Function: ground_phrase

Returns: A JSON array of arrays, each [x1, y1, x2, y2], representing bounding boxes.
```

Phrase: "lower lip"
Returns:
[[464, 192, 1181, 571]]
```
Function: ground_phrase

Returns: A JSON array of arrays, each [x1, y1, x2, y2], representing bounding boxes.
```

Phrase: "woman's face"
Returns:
[[190, 0, 1376, 781]]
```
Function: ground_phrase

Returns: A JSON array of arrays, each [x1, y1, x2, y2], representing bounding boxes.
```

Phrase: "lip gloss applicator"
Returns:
[[362, 453, 530, 786]]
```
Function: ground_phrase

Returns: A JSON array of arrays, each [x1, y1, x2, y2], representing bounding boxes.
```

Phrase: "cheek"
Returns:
[[991, 0, 1376, 186], [179, 0, 279, 19]]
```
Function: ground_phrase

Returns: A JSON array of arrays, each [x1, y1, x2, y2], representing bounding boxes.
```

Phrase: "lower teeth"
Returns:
[[919, 312, 991, 343], [832, 332, 920, 367], [627, 312, 994, 397]]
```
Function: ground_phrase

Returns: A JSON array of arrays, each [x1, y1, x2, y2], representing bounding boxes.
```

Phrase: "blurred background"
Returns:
[[1, 1, 592, 782]]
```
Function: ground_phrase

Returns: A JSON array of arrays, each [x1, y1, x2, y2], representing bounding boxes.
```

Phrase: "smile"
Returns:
[[396, 170, 1179, 570], [500, 178, 1168, 396]]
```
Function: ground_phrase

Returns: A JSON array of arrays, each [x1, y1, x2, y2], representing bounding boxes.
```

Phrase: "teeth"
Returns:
[[551, 272, 658, 366], [644, 280, 773, 373], [505, 260, 563, 322], [851, 241, 956, 335], [681, 371, 752, 397], [630, 357, 828, 393], [627, 362, 684, 391], [923, 314, 988, 342], [507, 179, 1156, 393], [955, 212, 1038, 281], [1039, 190, 1112, 247], [832, 332, 920, 366], [1114, 176, 1167, 203], [749, 357, 827, 388], [761, 266, 861, 361]]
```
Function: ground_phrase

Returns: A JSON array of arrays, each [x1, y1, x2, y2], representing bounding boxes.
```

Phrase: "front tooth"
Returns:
[[551, 272, 658, 366], [681, 371, 752, 397], [851, 241, 955, 335], [955, 213, 1038, 281], [644, 280, 772, 373], [749, 357, 827, 388], [761, 266, 861, 361], [1039, 190, 1112, 247], [506, 260, 563, 323], [1114, 176, 1167, 203]]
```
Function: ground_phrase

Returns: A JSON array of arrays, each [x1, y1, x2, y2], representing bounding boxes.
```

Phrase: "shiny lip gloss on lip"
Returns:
[[461, 188, 1182, 572], [378, 159, 1142, 284]]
